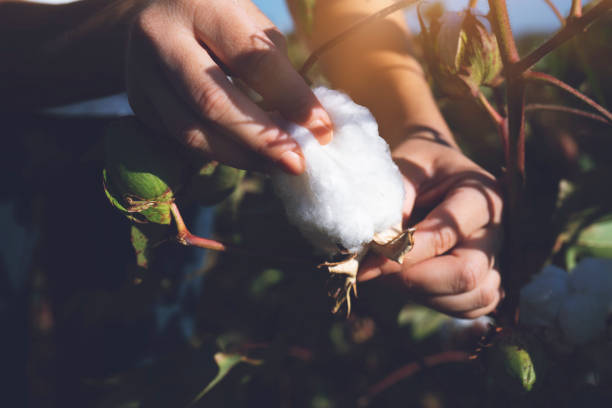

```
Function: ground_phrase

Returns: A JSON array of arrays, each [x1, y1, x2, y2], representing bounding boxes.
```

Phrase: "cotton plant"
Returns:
[[272, 87, 415, 314], [519, 258, 612, 346]]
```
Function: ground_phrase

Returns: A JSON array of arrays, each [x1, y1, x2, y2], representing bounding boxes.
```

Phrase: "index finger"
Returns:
[[193, 0, 333, 144]]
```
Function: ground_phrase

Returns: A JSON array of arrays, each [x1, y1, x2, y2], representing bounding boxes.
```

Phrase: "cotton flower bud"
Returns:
[[103, 117, 186, 225], [420, 10, 502, 98]]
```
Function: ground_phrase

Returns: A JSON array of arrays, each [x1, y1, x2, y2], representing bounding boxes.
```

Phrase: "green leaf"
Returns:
[[189, 353, 260, 406], [397, 304, 450, 341], [566, 214, 612, 270], [183, 162, 245, 207], [485, 331, 547, 396], [130, 223, 168, 269], [103, 117, 187, 225]]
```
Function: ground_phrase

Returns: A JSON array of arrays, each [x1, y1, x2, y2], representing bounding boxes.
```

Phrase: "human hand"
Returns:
[[359, 137, 504, 318], [126, 0, 332, 174]]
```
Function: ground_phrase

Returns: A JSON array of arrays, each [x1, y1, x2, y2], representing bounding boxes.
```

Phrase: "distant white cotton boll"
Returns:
[[519, 265, 569, 328], [558, 293, 610, 345], [271, 87, 405, 254], [568, 258, 612, 297]]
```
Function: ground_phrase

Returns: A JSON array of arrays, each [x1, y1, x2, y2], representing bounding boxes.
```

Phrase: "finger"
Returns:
[[127, 34, 263, 170], [422, 269, 502, 318], [359, 227, 500, 296], [137, 24, 306, 175], [404, 178, 503, 267], [193, 0, 333, 144], [237, 0, 288, 54]]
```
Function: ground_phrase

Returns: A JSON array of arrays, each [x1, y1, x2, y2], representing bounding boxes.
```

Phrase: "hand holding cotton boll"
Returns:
[[272, 88, 415, 314]]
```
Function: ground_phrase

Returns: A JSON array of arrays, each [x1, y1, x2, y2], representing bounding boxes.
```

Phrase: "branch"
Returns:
[[299, 0, 420, 79], [477, 91, 504, 126], [512, 0, 612, 74], [487, 0, 520, 65], [358, 351, 470, 405], [525, 71, 612, 123], [525, 103, 612, 125], [571, 0, 583, 18], [544, 0, 565, 25]]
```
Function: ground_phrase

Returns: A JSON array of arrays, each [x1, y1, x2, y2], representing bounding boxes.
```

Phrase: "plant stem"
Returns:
[[571, 0, 583, 18], [512, 0, 612, 75], [477, 91, 504, 126], [358, 351, 470, 405], [298, 0, 419, 80], [488, 0, 526, 324], [544, 0, 565, 25], [525, 71, 612, 123], [525, 103, 612, 125], [477, 91, 510, 163]]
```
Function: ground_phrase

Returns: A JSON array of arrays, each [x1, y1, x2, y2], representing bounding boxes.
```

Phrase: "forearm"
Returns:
[[287, 0, 457, 149], [0, 0, 148, 110]]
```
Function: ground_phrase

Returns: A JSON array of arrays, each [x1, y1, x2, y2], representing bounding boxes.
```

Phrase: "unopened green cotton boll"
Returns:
[[271, 87, 405, 255]]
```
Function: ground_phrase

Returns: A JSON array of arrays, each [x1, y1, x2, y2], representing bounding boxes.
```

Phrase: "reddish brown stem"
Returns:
[[544, 0, 565, 25], [358, 351, 470, 405], [512, 0, 612, 75], [525, 71, 612, 123], [298, 0, 419, 80], [488, 0, 526, 325], [571, 0, 583, 18], [526, 103, 612, 125], [477, 91, 504, 126], [170, 203, 314, 264]]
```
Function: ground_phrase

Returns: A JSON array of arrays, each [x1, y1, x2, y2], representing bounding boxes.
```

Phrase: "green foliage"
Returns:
[[484, 330, 546, 396], [103, 117, 184, 224], [397, 304, 450, 341], [182, 161, 245, 207]]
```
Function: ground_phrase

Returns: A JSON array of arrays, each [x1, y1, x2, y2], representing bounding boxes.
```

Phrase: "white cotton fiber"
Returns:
[[568, 258, 612, 296], [558, 293, 610, 346], [271, 87, 405, 254], [519, 265, 569, 328]]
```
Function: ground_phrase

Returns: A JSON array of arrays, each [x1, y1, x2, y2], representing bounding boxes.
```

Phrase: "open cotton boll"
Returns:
[[519, 265, 569, 328], [568, 258, 612, 297], [271, 87, 405, 254], [558, 293, 610, 346]]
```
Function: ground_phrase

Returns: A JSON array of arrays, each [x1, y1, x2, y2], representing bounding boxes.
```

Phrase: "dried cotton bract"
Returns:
[[272, 87, 414, 314]]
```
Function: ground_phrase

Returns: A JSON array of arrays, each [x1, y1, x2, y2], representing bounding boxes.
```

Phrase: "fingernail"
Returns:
[[307, 118, 333, 145], [279, 150, 305, 175]]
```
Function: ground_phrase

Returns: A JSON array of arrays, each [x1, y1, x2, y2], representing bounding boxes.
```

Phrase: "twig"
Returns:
[[512, 0, 612, 75], [543, 0, 565, 25], [299, 0, 420, 79], [477, 91, 504, 126], [170, 202, 314, 264], [526, 103, 612, 125], [488, 0, 526, 325], [525, 71, 612, 123], [570, 0, 583, 19], [358, 351, 470, 405]]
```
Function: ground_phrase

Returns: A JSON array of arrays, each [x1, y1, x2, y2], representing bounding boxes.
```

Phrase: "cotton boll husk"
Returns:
[[271, 87, 405, 254], [568, 258, 612, 297], [519, 265, 569, 328], [558, 293, 610, 346]]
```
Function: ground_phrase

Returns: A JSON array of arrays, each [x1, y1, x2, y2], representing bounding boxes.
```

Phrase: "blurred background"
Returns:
[[2, 1, 611, 407]]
